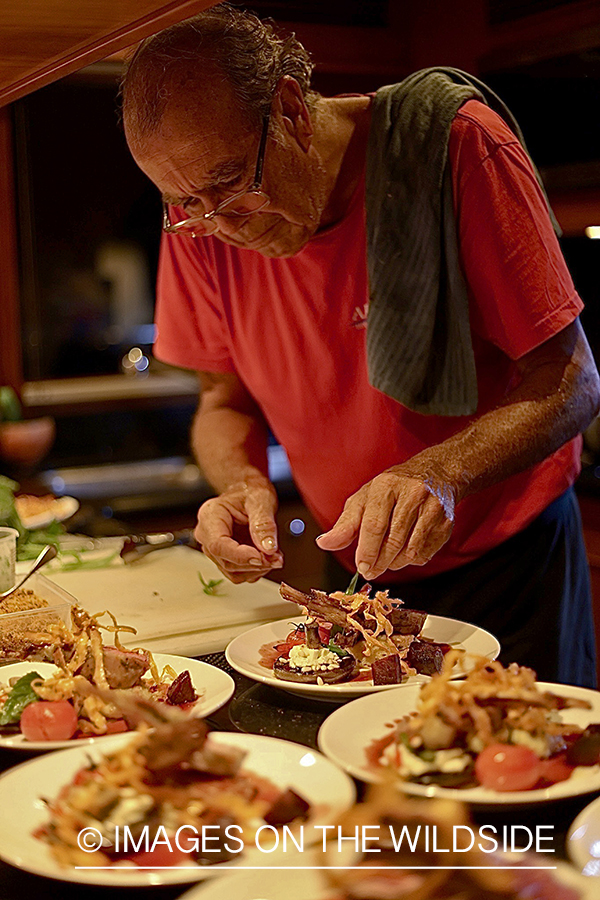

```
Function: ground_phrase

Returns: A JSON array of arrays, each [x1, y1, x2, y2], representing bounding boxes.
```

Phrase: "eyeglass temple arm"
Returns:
[[253, 112, 270, 187]]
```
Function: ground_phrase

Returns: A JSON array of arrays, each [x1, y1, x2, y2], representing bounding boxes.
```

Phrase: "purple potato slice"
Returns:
[[273, 653, 357, 684]]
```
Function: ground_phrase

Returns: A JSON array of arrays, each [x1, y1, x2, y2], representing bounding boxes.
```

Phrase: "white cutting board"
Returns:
[[44, 546, 293, 655]]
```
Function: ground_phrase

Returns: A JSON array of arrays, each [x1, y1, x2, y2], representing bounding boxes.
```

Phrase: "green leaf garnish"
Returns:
[[326, 642, 351, 658], [418, 749, 436, 762], [0, 671, 41, 725], [345, 572, 360, 595], [198, 572, 224, 595]]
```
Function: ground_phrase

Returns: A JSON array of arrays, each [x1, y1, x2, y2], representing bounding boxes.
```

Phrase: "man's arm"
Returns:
[[317, 319, 600, 579], [193, 371, 283, 582]]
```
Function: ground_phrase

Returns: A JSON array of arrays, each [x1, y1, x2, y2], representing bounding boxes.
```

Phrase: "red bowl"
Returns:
[[0, 418, 56, 466]]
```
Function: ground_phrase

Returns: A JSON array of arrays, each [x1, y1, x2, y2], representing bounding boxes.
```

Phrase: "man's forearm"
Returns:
[[412, 381, 594, 506], [405, 321, 600, 506], [191, 404, 272, 495], [192, 375, 283, 574]]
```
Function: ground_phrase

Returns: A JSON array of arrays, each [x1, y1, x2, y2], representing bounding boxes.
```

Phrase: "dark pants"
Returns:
[[325, 488, 596, 688]]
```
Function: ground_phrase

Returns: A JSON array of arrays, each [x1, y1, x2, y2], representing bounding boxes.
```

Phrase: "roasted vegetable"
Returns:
[[566, 724, 600, 766], [407, 640, 445, 676], [264, 789, 310, 826], [388, 607, 427, 635], [372, 654, 403, 685], [166, 670, 198, 705]]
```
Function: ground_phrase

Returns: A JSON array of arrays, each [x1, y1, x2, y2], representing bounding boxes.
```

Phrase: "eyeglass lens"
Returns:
[[168, 191, 269, 234]]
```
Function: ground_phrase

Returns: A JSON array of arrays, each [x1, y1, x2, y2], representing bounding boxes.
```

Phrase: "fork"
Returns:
[[0, 544, 58, 598]]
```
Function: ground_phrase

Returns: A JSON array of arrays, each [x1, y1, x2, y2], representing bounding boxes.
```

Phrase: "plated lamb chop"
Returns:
[[272, 583, 450, 686]]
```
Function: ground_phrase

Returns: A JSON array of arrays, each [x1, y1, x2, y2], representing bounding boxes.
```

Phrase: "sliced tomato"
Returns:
[[365, 732, 396, 768], [104, 718, 129, 735], [259, 630, 308, 669], [72, 766, 95, 786], [273, 634, 306, 659], [127, 844, 193, 868], [284, 629, 307, 646], [537, 753, 575, 786], [318, 623, 332, 644], [19, 700, 78, 742], [474, 743, 542, 792]]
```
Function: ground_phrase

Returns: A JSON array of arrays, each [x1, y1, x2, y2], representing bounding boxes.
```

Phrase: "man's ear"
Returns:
[[273, 75, 313, 152]]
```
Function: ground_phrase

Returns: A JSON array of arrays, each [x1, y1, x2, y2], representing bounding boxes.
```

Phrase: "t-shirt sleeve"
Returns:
[[448, 100, 583, 360], [153, 233, 235, 373]]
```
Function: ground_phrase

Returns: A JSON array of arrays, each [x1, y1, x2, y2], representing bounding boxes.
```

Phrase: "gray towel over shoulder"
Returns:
[[365, 67, 558, 417]]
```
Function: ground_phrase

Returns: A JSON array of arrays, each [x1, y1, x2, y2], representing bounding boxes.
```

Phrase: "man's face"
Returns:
[[127, 78, 327, 258]]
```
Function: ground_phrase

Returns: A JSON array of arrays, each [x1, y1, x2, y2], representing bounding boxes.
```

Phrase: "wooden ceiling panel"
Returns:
[[0, 0, 217, 107]]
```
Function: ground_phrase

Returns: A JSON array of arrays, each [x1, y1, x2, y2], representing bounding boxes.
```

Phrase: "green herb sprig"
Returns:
[[198, 572, 224, 595], [58, 550, 119, 571], [325, 642, 351, 658], [345, 572, 360, 595]]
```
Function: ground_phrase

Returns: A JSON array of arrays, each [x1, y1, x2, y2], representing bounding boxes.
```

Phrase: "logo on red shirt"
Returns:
[[352, 301, 369, 328]]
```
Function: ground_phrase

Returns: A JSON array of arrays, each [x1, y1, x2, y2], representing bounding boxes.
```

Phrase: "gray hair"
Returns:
[[121, 3, 318, 140]]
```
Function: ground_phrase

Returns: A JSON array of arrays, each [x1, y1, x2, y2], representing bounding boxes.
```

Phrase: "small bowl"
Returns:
[[0, 418, 56, 466]]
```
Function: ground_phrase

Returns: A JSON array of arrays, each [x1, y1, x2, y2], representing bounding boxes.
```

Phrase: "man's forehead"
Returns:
[[163, 66, 250, 133], [162, 122, 250, 178], [137, 120, 252, 203], [159, 95, 253, 156], [130, 71, 256, 193]]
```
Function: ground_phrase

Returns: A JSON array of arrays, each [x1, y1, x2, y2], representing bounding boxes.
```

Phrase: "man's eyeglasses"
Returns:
[[162, 112, 271, 237]]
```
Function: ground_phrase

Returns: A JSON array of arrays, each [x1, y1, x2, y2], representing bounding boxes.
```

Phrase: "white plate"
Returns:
[[0, 731, 355, 887], [0, 653, 235, 750], [17, 495, 80, 530], [317, 681, 600, 805], [225, 614, 500, 700], [178, 853, 596, 900], [568, 794, 600, 876]]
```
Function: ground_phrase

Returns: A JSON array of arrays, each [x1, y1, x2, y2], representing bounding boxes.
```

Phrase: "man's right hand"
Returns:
[[195, 480, 283, 583]]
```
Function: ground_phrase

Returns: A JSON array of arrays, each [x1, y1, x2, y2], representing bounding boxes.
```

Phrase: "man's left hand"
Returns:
[[315, 464, 456, 579]]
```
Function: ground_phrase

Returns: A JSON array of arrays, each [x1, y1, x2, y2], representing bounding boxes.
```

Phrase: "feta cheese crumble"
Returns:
[[288, 645, 341, 672]]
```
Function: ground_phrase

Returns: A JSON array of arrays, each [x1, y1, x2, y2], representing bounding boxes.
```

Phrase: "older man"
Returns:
[[122, 4, 600, 685]]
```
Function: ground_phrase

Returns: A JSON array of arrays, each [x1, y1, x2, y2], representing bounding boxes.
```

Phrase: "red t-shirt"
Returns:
[[154, 99, 583, 580]]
